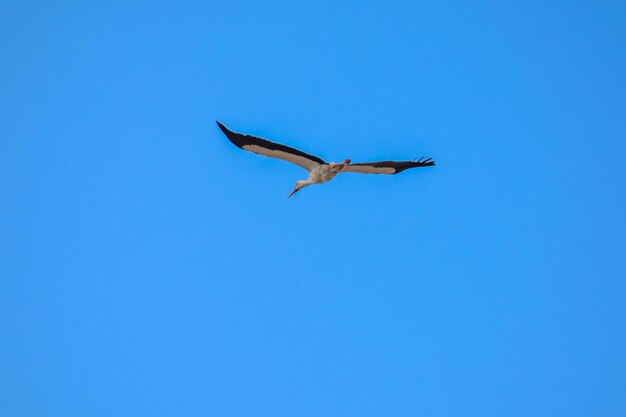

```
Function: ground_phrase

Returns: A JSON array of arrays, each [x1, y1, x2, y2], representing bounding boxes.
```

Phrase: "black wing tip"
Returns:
[[216, 120, 230, 133], [414, 156, 436, 167], [216, 121, 246, 148], [391, 158, 436, 174]]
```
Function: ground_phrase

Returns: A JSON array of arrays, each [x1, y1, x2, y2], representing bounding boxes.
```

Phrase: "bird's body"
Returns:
[[216, 121, 435, 198], [310, 161, 350, 183], [292, 160, 352, 196]]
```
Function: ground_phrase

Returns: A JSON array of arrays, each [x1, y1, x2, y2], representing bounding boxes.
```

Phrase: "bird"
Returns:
[[216, 121, 436, 198]]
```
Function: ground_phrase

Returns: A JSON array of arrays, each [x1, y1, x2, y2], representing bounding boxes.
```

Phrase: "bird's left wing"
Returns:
[[341, 158, 436, 174], [217, 121, 326, 171]]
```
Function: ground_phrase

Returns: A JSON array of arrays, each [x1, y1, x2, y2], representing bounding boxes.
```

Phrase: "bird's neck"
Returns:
[[300, 178, 315, 189]]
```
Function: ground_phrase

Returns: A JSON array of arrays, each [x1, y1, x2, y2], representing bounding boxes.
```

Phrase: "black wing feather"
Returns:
[[216, 121, 326, 165], [350, 158, 436, 174]]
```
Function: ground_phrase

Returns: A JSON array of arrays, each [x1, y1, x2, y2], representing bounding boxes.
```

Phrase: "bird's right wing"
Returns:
[[217, 121, 326, 171], [342, 158, 436, 174]]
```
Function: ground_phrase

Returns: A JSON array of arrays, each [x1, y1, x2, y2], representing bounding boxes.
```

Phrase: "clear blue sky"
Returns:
[[2, 1, 626, 416]]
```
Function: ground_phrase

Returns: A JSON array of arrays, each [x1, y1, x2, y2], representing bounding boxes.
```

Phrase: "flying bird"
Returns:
[[216, 121, 435, 198]]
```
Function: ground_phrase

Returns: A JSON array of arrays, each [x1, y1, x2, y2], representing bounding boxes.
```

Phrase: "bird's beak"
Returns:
[[288, 188, 300, 199]]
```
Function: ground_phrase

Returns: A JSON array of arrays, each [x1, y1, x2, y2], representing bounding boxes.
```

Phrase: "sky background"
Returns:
[[2, 1, 626, 416]]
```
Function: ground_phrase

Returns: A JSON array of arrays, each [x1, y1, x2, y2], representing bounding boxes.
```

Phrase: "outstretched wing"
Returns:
[[342, 158, 436, 175], [217, 121, 326, 171]]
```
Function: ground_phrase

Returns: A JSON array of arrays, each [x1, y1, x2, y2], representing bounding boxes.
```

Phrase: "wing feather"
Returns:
[[342, 158, 436, 175], [217, 121, 326, 171]]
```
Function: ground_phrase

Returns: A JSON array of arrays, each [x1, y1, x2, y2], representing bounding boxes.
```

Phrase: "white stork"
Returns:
[[216, 121, 436, 198]]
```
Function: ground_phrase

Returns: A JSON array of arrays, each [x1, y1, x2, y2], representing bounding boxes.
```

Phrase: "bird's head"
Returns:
[[288, 180, 307, 199]]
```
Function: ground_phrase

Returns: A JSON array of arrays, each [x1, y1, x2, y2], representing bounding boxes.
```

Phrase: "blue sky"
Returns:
[[2, 1, 626, 416]]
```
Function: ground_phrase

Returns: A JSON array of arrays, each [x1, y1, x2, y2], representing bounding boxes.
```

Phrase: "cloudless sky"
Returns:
[[2, 1, 626, 416]]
